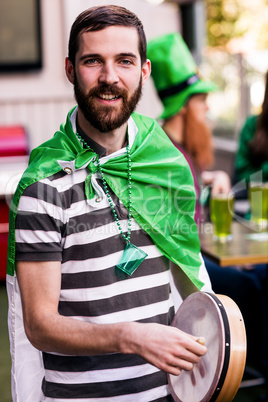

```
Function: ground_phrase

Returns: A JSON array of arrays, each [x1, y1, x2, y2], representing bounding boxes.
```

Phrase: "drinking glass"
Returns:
[[210, 193, 234, 242], [249, 182, 268, 229]]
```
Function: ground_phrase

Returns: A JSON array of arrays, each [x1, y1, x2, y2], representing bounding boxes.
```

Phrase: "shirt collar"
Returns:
[[76, 120, 107, 158], [70, 107, 138, 160]]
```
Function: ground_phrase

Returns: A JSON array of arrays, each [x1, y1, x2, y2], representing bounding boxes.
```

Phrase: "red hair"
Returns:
[[183, 106, 214, 171]]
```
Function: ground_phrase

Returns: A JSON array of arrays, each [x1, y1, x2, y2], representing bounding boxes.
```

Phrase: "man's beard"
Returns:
[[183, 107, 214, 171], [74, 75, 143, 133]]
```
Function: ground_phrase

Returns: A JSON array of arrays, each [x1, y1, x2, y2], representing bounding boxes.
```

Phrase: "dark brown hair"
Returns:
[[68, 5, 147, 67], [249, 71, 268, 165]]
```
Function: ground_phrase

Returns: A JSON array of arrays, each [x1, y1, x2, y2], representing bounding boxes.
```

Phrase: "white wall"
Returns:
[[0, 0, 180, 150]]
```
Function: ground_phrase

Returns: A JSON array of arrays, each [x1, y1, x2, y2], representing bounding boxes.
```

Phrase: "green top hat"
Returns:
[[147, 32, 217, 120]]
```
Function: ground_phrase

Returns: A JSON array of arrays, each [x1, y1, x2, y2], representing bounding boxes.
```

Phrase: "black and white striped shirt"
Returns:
[[15, 119, 175, 401]]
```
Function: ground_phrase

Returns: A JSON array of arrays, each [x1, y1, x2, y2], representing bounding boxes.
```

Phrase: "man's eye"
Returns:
[[85, 59, 98, 65], [120, 59, 132, 65]]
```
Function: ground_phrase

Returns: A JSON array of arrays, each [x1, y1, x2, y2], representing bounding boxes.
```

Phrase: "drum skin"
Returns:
[[168, 292, 247, 402]]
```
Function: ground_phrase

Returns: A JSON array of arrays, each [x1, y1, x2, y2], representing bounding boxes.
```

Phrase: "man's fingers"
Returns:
[[196, 336, 205, 346]]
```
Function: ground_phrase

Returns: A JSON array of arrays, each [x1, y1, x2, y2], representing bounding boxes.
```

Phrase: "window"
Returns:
[[0, 0, 42, 72]]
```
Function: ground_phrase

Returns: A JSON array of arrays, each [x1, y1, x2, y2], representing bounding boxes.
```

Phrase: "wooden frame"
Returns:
[[0, 0, 42, 72]]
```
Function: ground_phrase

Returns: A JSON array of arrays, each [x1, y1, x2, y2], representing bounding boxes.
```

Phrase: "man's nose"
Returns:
[[98, 63, 119, 85], [204, 101, 209, 112]]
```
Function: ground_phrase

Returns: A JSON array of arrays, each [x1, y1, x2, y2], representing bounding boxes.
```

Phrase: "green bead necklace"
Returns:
[[76, 132, 147, 275]]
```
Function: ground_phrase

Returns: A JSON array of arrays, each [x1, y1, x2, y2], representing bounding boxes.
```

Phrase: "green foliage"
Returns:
[[205, 0, 268, 49], [205, 0, 246, 47]]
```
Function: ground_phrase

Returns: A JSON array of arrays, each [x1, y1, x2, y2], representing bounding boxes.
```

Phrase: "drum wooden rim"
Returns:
[[214, 294, 247, 402]]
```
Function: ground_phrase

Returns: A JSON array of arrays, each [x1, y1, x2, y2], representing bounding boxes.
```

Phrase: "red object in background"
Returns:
[[0, 125, 29, 280], [0, 126, 29, 157], [0, 202, 9, 280]]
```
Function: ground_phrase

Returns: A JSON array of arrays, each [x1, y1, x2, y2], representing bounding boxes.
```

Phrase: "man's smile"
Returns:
[[98, 93, 121, 101]]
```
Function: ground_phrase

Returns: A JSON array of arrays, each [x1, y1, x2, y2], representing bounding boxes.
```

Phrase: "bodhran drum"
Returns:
[[168, 292, 247, 402]]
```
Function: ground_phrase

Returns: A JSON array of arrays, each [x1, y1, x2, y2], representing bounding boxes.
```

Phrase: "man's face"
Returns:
[[73, 73, 143, 133], [187, 93, 209, 125], [67, 26, 150, 132]]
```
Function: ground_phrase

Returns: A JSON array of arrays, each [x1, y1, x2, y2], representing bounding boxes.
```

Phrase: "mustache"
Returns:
[[88, 84, 126, 98]]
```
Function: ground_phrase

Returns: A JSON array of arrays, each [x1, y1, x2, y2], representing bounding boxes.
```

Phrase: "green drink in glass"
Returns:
[[210, 194, 234, 242], [249, 182, 268, 229]]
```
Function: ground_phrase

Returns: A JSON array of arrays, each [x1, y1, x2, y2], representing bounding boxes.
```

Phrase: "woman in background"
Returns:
[[148, 32, 267, 375], [236, 71, 268, 184]]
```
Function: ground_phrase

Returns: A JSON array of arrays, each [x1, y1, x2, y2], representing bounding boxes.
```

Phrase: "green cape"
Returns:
[[8, 107, 203, 289]]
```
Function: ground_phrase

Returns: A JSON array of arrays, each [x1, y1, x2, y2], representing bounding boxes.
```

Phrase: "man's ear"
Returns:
[[141, 59, 151, 87], [65, 57, 75, 84]]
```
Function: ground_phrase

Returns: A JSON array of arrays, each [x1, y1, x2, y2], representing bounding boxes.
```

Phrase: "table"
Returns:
[[199, 221, 268, 392], [199, 222, 268, 267]]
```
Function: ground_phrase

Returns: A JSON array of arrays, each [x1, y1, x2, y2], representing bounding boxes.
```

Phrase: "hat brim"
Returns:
[[158, 79, 218, 120]]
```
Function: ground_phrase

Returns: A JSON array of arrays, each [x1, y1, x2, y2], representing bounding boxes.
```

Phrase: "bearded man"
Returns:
[[7, 6, 212, 402]]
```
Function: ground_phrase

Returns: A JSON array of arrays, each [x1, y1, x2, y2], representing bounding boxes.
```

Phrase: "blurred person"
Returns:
[[148, 32, 266, 371], [235, 70, 268, 396], [147, 32, 230, 224], [6, 6, 213, 402], [235, 70, 268, 184], [235, 70, 268, 284]]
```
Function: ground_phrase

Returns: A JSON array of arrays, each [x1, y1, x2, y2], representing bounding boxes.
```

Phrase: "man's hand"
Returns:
[[201, 170, 231, 196], [120, 322, 207, 376]]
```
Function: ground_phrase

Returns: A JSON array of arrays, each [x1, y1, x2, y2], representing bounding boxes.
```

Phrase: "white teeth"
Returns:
[[100, 94, 118, 100]]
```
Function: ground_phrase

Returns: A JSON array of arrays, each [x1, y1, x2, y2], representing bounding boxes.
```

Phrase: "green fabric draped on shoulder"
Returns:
[[7, 107, 203, 289]]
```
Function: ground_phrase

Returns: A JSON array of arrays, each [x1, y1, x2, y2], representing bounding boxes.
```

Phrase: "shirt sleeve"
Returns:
[[15, 179, 64, 262]]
